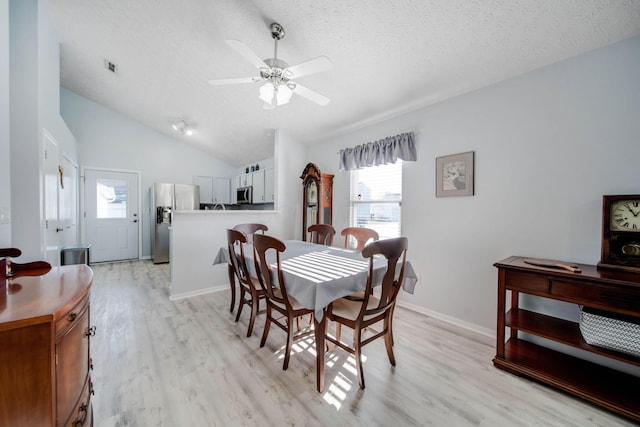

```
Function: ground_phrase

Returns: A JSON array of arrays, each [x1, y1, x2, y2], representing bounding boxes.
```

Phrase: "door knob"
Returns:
[[132, 219, 138, 223], [56, 228, 64, 232]]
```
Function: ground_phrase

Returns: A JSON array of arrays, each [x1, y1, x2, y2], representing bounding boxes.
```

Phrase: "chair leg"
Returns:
[[283, 315, 295, 370], [260, 306, 272, 348], [336, 323, 342, 342], [384, 316, 396, 366], [247, 296, 258, 337], [354, 328, 365, 389], [227, 265, 236, 313], [389, 305, 395, 346], [234, 287, 246, 322]]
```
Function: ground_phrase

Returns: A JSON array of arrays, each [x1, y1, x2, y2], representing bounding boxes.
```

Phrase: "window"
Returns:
[[96, 178, 128, 219], [349, 161, 402, 239]]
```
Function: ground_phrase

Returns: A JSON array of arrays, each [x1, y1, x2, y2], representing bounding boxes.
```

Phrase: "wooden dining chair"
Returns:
[[341, 227, 380, 300], [341, 227, 379, 251], [308, 224, 336, 246], [0, 248, 22, 258], [252, 234, 316, 371], [325, 236, 408, 389], [226, 223, 268, 312], [232, 223, 268, 244], [226, 229, 266, 337]]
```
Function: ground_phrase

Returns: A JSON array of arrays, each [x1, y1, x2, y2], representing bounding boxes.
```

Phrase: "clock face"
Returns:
[[610, 200, 640, 232]]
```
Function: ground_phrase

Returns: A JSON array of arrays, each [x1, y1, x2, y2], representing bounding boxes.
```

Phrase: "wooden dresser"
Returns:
[[494, 256, 640, 421], [0, 264, 94, 426]]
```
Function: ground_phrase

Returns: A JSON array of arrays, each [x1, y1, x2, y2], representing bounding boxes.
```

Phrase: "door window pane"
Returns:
[[97, 179, 127, 219]]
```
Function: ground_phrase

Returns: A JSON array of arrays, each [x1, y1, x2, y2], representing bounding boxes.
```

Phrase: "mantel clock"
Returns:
[[598, 194, 640, 273]]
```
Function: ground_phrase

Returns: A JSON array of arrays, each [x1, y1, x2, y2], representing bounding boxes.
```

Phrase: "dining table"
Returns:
[[214, 239, 418, 392]]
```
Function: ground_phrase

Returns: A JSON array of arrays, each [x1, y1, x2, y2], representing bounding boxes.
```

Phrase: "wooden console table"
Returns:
[[494, 256, 640, 421]]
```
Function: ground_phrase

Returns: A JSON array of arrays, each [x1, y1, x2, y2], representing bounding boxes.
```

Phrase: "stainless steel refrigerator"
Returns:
[[151, 183, 200, 263]]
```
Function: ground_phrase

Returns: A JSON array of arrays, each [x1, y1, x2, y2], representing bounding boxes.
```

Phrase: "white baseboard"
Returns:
[[396, 300, 495, 339], [170, 286, 226, 301], [169, 283, 495, 339]]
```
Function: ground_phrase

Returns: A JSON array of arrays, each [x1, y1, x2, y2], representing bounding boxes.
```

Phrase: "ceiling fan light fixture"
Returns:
[[276, 84, 292, 105], [259, 82, 292, 107], [259, 82, 275, 104]]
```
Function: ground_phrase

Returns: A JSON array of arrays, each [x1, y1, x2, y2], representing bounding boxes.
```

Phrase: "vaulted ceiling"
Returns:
[[48, 0, 640, 167]]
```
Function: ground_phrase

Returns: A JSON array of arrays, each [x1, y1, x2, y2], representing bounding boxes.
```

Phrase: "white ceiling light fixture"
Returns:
[[172, 119, 194, 136], [208, 22, 332, 109]]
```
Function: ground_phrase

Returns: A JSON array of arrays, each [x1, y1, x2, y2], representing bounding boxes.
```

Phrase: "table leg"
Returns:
[[496, 268, 506, 358], [227, 265, 236, 313], [313, 313, 327, 393]]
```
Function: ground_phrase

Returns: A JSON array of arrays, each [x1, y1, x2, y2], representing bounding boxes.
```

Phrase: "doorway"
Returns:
[[83, 168, 140, 262]]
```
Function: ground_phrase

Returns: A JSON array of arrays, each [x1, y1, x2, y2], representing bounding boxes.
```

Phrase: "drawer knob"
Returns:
[[74, 403, 88, 426], [84, 326, 97, 338], [68, 312, 77, 322]]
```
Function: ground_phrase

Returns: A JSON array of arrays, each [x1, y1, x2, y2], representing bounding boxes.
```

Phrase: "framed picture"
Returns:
[[436, 151, 474, 197]]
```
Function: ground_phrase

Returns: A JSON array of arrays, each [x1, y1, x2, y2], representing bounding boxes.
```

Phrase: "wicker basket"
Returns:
[[579, 306, 640, 358]]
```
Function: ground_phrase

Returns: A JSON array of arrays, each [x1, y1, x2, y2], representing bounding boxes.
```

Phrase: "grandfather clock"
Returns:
[[300, 163, 333, 241]]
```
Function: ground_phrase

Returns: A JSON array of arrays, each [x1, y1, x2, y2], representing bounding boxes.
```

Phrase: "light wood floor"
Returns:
[[89, 260, 634, 426]]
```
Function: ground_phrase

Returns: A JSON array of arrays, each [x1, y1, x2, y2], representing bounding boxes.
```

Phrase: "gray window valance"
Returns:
[[338, 132, 417, 171]]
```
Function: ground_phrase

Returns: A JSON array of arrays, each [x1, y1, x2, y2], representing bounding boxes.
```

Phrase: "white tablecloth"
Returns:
[[214, 240, 417, 319]]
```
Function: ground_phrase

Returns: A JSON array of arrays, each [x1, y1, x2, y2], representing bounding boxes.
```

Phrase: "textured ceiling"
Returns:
[[48, 0, 640, 167]]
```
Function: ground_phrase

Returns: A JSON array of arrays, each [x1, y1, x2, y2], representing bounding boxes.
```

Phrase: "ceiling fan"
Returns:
[[208, 22, 332, 109]]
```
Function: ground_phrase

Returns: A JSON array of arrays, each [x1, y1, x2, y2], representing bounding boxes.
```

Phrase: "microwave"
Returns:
[[237, 186, 252, 204]]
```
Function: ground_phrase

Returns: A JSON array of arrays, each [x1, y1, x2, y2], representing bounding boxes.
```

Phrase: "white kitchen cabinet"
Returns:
[[239, 173, 252, 187], [249, 169, 274, 204], [214, 177, 230, 204], [265, 168, 275, 204], [193, 175, 213, 204], [252, 170, 265, 203]]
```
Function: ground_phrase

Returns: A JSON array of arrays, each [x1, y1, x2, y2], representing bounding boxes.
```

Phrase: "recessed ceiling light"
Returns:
[[172, 119, 194, 136]]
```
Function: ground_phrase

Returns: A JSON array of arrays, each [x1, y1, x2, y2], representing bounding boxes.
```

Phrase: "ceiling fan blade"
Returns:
[[208, 76, 261, 86], [226, 39, 268, 70], [292, 83, 330, 106], [284, 56, 332, 79]]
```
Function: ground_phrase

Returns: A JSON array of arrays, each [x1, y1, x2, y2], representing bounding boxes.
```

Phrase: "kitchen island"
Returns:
[[169, 209, 288, 300]]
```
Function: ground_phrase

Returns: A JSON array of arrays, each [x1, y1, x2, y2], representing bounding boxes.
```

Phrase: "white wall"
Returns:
[[274, 129, 307, 240], [307, 35, 640, 335], [60, 89, 240, 258], [7, 0, 77, 261], [0, 0, 10, 246], [9, 0, 40, 260], [37, 0, 76, 161]]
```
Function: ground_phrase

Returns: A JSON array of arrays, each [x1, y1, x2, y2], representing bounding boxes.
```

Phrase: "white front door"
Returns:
[[84, 169, 139, 262]]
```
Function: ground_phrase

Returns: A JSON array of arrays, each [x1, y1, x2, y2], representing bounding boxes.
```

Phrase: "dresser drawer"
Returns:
[[55, 294, 89, 338], [60, 376, 92, 427], [551, 280, 640, 314], [504, 271, 550, 294], [56, 305, 90, 424]]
